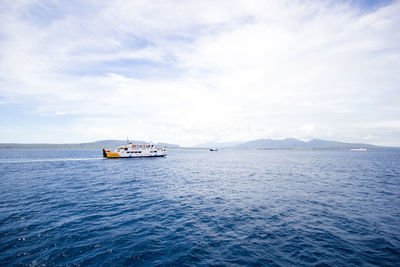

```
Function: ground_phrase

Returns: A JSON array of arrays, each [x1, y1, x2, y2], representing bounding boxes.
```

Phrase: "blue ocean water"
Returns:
[[0, 149, 399, 266]]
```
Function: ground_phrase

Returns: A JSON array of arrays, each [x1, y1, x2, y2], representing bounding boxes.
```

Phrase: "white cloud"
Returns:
[[0, 0, 399, 146]]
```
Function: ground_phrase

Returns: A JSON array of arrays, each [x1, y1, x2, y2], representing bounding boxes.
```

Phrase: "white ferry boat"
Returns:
[[103, 142, 167, 158]]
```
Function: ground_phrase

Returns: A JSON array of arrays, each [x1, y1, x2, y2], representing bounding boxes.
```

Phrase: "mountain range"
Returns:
[[0, 138, 396, 149], [230, 138, 386, 149], [0, 140, 180, 149]]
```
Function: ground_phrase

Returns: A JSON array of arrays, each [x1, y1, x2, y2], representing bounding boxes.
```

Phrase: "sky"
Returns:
[[0, 0, 399, 146]]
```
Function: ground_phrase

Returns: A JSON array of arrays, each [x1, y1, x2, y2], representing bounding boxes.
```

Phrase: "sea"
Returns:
[[0, 149, 399, 266]]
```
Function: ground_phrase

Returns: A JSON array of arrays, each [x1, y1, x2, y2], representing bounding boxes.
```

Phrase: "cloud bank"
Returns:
[[0, 0, 399, 146]]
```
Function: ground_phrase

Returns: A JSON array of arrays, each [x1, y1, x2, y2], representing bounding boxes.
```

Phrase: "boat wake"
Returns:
[[0, 157, 104, 164]]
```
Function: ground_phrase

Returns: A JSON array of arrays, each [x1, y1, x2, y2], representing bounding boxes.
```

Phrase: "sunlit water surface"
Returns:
[[0, 149, 399, 266]]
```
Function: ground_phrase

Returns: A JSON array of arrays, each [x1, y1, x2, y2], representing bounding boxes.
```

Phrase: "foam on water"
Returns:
[[0, 158, 104, 164], [0, 149, 399, 265]]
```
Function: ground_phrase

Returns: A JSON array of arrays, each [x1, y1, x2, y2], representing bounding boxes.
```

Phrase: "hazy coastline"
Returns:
[[1, 138, 397, 150]]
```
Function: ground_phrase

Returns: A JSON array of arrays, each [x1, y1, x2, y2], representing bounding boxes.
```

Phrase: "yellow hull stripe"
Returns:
[[106, 152, 121, 158]]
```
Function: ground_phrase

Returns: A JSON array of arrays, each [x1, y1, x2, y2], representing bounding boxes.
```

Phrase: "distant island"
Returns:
[[0, 140, 180, 149], [0, 138, 397, 150], [195, 138, 396, 150]]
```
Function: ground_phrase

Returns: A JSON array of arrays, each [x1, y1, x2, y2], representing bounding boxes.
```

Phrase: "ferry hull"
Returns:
[[106, 154, 166, 159], [103, 149, 167, 159]]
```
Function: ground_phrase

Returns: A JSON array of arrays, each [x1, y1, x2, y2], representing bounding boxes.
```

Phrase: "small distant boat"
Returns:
[[350, 148, 368, 151], [103, 142, 167, 158], [210, 147, 218, 151]]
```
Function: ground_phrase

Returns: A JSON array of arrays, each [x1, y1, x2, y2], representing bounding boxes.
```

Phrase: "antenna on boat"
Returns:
[[127, 136, 129, 144]]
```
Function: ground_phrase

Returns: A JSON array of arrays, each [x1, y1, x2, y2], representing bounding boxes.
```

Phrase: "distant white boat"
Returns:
[[350, 148, 368, 151], [210, 147, 218, 151]]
